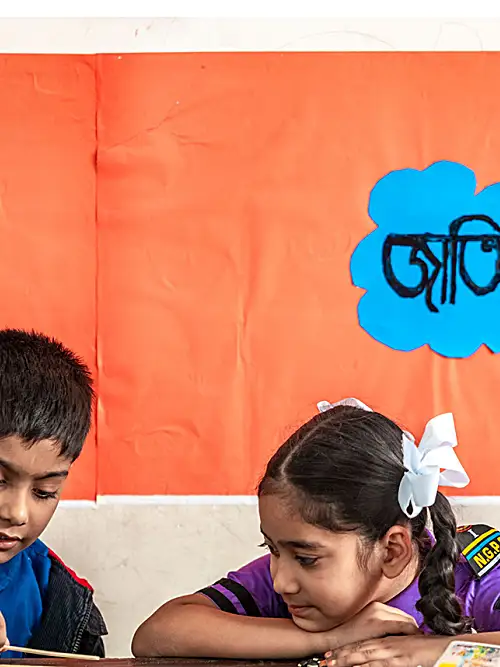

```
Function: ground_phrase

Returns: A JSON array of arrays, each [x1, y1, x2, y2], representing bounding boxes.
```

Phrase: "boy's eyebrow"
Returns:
[[0, 458, 69, 481], [260, 529, 323, 551], [0, 458, 22, 476], [34, 470, 69, 481]]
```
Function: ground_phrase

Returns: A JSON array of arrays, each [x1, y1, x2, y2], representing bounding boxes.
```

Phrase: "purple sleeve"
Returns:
[[468, 567, 500, 632], [198, 555, 289, 618]]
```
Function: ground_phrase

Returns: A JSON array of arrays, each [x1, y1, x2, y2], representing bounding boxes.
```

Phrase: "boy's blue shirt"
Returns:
[[0, 539, 51, 658]]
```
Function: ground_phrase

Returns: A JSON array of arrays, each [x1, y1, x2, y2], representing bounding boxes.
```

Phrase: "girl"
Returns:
[[133, 398, 500, 667]]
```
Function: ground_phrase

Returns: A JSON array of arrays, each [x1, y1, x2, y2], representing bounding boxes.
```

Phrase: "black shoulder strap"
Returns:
[[457, 523, 500, 579], [198, 578, 262, 617], [198, 586, 239, 614], [216, 578, 262, 617]]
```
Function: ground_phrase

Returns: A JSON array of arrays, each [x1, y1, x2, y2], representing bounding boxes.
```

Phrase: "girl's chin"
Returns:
[[291, 614, 340, 633]]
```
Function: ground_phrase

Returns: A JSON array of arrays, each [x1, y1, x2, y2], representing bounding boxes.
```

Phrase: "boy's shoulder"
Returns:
[[26, 539, 93, 593], [27, 540, 107, 656], [46, 547, 93, 592]]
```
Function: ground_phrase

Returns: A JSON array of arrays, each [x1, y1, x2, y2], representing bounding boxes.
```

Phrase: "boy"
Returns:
[[0, 329, 107, 657]]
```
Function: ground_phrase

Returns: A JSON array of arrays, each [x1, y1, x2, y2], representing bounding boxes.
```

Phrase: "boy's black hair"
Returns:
[[0, 329, 94, 461], [259, 404, 472, 636]]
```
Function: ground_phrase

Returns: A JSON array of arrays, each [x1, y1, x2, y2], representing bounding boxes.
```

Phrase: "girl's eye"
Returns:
[[296, 556, 319, 567], [258, 541, 278, 557], [33, 489, 58, 500]]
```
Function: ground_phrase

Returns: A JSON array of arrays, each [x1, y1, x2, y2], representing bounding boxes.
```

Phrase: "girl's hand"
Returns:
[[327, 602, 421, 650], [325, 635, 450, 667]]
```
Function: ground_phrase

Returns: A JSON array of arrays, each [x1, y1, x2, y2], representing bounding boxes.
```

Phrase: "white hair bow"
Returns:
[[318, 397, 372, 413], [317, 398, 470, 518]]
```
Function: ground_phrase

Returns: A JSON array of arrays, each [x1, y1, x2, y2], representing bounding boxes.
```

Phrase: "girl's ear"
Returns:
[[379, 525, 414, 579]]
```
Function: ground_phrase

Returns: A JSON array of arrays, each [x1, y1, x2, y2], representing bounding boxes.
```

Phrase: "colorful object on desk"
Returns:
[[433, 641, 500, 667], [297, 657, 322, 667]]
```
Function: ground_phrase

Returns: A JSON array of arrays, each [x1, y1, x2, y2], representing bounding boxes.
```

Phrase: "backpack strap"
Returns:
[[457, 524, 500, 578]]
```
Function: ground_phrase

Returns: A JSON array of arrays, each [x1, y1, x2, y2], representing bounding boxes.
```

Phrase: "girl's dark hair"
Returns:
[[258, 404, 472, 636]]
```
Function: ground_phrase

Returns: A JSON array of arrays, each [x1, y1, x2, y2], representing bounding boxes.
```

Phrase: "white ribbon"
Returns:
[[317, 398, 470, 518], [398, 413, 470, 518], [317, 397, 373, 413]]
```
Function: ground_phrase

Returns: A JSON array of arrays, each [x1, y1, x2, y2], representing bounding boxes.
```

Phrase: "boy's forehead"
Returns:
[[0, 435, 71, 476]]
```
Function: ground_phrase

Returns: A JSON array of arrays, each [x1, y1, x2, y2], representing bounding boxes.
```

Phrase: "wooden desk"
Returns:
[[2, 660, 297, 667]]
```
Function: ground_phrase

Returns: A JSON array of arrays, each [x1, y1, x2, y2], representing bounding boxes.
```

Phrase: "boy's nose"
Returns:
[[0, 490, 28, 526]]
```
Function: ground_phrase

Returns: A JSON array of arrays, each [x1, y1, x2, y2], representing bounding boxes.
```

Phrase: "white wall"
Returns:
[[5, 15, 500, 657], [0, 18, 498, 53], [43, 502, 263, 657], [42, 499, 500, 657]]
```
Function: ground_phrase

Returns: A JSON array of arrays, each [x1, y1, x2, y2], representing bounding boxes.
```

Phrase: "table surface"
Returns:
[[2, 659, 298, 667]]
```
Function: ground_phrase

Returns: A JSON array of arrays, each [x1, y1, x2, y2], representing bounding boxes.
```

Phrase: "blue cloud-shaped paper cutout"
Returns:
[[351, 161, 500, 358]]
